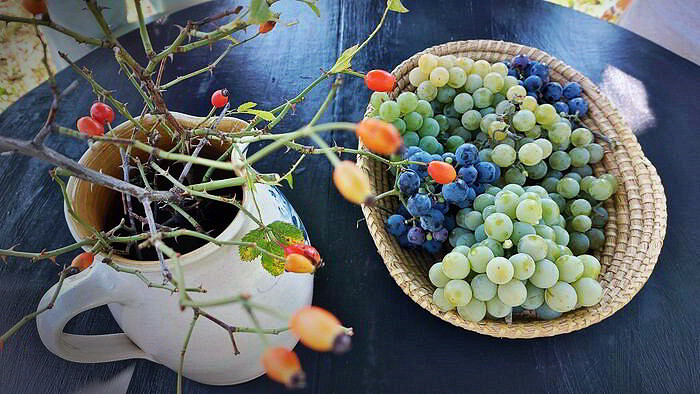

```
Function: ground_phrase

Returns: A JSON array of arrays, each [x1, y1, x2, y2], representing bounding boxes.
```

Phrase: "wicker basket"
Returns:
[[357, 40, 667, 338]]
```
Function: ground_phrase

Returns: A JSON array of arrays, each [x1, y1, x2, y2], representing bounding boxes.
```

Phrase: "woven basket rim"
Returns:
[[357, 40, 667, 338]]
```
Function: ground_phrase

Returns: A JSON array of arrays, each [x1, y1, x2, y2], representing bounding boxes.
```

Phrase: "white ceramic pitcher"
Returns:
[[35, 113, 313, 385]]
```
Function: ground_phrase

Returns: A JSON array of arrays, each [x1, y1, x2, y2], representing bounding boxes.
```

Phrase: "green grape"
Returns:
[[586, 228, 605, 250], [526, 185, 549, 198], [570, 199, 592, 216], [415, 99, 433, 117], [447, 117, 461, 131], [473, 194, 495, 212], [488, 121, 508, 142], [456, 233, 477, 247], [510, 222, 536, 245], [591, 206, 609, 228], [471, 273, 497, 301], [484, 213, 514, 242], [545, 239, 561, 262], [521, 95, 538, 112], [535, 104, 557, 126], [403, 131, 419, 147], [512, 110, 537, 132], [465, 73, 483, 93], [437, 86, 457, 104], [491, 144, 517, 167], [518, 143, 544, 166], [475, 224, 487, 242], [518, 234, 548, 261], [446, 135, 465, 152], [482, 205, 497, 221], [502, 75, 519, 94], [473, 87, 493, 109], [429, 262, 451, 287], [498, 279, 527, 307], [589, 179, 614, 200], [579, 255, 601, 279], [572, 277, 603, 307], [503, 184, 525, 196], [456, 208, 472, 228], [419, 136, 441, 154], [483, 72, 504, 92], [585, 143, 604, 164], [472, 59, 490, 77], [516, 199, 542, 225], [600, 174, 618, 193], [571, 128, 593, 147], [430, 100, 443, 116], [572, 165, 593, 178], [534, 138, 553, 159], [438, 55, 456, 68], [447, 66, 468, 88], [391, 118, 406, 134], [548, 121, 572, 145], [417, 80, 438, 101], [486, 186, 502, 196], [429, 66, 450, 87], [548, 193, 567, 213], [535, 224, 556, 241], [501, 137, 516, 148], [408, 67, 429, 87], [552, 225, 570, 246], [453, 245, 471, 257], [458, 298, 487, 322], [492, 93, 506, 106], [442, 252, 470, 279], [452, 93, 473, 113], [404, 112, 424, 131], [556, 178, 580, 199], [464, 211, 484, 231], [379, 101, 400, 122], [569, 147, 590, 167], [444, 279, 473, 306], [510, 253, 536, 280], [418, 53, 438, 74], [525, 124, 542, 139], [479, 113, 498, 133], [518, 191, 541, 204], [564, 172, 582, 183], [395, 93, 416, 115], [555, 255, 584, 283], [568, 232, 590, 255], [495, 190, 519, 218], [486, 257, 514, 285], [418, 117, 440, 138], [434, 115, 449, 131], [506, 85, 527, 100], [549, 151, 572, 171], [522, 282, 545, 309], [478, 147, 492, 162], [490, 62, 508, 77], [468, 245, 494, 273], [456, 56, 474, 73], [449, 228, 468, 247], [461, 109, 481, 130], [505, 168, 526, 186], [572, 215, 592, 233], [495, 100, 515, 116], [530, 259, 559, 288], [370, 91, 390, 110], [545, 281, 577, 312], [486, 297, 511, 318], [482, 238, 505, 257], [541, 177, 559, 193], [559, 245, 573, 256], [452, 127, 472, 141], [433, 288, 454, 311]]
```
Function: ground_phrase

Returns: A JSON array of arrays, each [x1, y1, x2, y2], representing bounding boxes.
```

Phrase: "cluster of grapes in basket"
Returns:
[[376, 52, 619, 321]]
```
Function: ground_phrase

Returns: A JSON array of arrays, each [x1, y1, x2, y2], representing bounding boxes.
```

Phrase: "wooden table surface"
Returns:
[[1, 1, 699, 393]]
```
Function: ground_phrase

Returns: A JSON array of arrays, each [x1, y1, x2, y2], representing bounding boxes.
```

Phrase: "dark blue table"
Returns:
[[1, 1, 699, 393]]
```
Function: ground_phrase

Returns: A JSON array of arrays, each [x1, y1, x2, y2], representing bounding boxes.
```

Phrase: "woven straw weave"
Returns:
[[357, 40, 667, 338]]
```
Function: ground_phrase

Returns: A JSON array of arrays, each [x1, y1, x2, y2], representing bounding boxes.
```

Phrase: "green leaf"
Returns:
[[239, 227, 265, 262], [329, 44, 359, 74], [387, 0, 409, 13], [282, 172, 294, 188], [248, 0, 271, 24], [268, 221, 304, 245], [296, 0, 320, 17], [237, 102, 257, 111], [259, 240, 285, 276], [246, 109, 276, 121]]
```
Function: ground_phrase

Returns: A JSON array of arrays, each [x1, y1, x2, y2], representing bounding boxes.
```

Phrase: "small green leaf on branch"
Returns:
[[248, 0, 271, 24], [282, 173, 294, 188], [239, 227, 265, 261], [268, 221, 304, 245], [388, 0, 409, 13], [330, 44, 359, 74], [259, 240, 284, 276], [237, 102, 276, 121], [296, 0, 321, 17], [237, 102, 257, 111]]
